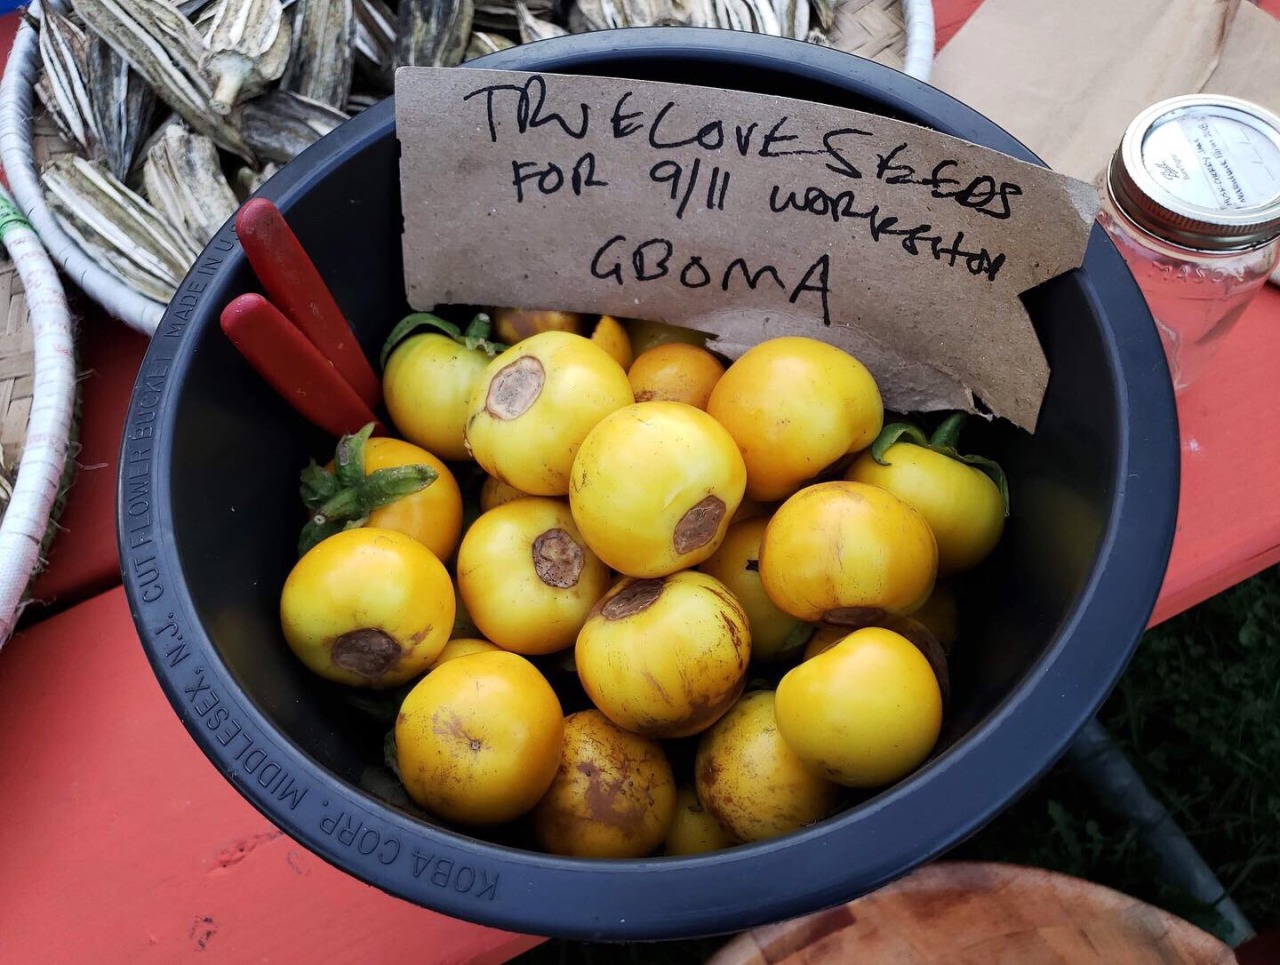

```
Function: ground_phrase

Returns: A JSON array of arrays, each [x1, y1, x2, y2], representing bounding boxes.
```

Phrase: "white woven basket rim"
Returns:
[[900, 0, 936, 81], [0, 193, 76, 647], [0, 1, 932, 338]]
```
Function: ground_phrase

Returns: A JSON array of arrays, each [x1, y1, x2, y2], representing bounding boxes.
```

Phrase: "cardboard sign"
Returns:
[[396, 67, 1100, 430]]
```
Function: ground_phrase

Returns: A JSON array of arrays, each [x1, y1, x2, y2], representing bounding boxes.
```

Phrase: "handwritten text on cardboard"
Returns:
[[396, 68, 1099, 429]]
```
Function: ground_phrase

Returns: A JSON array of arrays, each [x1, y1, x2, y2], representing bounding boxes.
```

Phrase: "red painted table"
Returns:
[[3, 2, 1279, 961]]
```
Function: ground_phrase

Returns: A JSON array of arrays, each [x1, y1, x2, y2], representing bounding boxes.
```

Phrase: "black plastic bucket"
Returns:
[[118, 28, 1180, 941]]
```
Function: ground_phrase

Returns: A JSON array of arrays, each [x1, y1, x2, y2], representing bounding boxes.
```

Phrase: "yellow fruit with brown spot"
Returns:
[[280, 528, 454, 688], [569, 401, 746, 578], [665, 786, 735, 855], [695, 691, 837, 843], [533, 710, 676, 858], [627, 343, 725, 410], [395, 650, 563, 824], [457, 498, 610, 655], [575, 571, 750, 738], [759, 481, 937, 624], [465, 332, 633, 496]]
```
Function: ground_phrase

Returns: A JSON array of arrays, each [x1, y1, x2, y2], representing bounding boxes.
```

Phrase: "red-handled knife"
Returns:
[[234, 198, 381, 409], [221, 294, 385, 438]]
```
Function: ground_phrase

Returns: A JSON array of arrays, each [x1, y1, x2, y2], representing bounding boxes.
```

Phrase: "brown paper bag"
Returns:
[[931, 0, 1280, 283], [932, 0, 1280, 186]]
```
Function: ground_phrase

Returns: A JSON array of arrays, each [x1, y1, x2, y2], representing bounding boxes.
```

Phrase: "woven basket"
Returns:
[[834, 0, 935, 76], [0, 264, 35, 475], [0, 249, 78, 530], [0, 0, 934, 336], [0, 191, 77, 648]]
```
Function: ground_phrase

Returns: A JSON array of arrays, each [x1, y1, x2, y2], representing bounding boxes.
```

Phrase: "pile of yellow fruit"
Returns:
[[277, 309, 1008, 857]]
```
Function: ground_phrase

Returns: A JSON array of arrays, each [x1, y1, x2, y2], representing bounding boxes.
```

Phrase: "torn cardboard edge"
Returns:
[[395, 66, 1101, 431]]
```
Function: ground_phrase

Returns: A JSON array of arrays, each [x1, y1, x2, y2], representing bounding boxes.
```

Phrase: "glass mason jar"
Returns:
[[1097, 95, 1280, 391]]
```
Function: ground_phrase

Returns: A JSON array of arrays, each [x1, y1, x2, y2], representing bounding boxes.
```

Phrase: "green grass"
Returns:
[[957, 563, 1280, 935], [517, 565, 1280, 962]]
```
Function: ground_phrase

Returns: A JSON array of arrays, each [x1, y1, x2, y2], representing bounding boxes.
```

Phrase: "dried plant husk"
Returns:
[[70, 0, 255, 161], [515, 2, 567, 41], [726, 0, 781, 33], [809, 0, 834, 31], [201, 0, 293, 114], [344, 91, 383, 112], [670, 0, 715, 26], [176, 0, 220, 20], [142, 122, 239, 248], [280, 0, 355, 110], [774, 0, 808, 40], [464, 30, 517, 59], [474, 0, 552, 30], [232, 161, 280, 199], [395, 0, 475, 68], [567, 0, 613, 31], [87, 37, 157, 180], [43, 153, 199, 301], [239, 89, 349, 164], [354, 0, 395, 85], [35, 10, 102, 161]]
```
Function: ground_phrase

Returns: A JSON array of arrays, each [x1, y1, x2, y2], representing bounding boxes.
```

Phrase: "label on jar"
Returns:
[[1142, 113, 1280, 212]]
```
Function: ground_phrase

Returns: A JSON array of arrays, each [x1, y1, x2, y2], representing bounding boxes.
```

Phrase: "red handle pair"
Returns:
[[220, 199, 384, 437]]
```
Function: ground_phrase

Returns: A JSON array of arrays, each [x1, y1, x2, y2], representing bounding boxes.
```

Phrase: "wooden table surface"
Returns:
[[3, 1, 1279, 962], [708, 862, 1235, 965]]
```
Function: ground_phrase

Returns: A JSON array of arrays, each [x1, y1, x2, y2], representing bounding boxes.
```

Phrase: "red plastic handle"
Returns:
[[234, 198, 381, 409], [221, 293, 384, 438]]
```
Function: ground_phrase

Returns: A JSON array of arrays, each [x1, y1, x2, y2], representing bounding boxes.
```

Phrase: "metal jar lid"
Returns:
[[1107, 94, 1280, 250]]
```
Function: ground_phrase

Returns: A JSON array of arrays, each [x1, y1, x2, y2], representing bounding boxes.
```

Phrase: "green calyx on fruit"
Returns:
[[297, 423, 438, 556], [870, 413, 1010, 517], [379, 312, 507, 368]]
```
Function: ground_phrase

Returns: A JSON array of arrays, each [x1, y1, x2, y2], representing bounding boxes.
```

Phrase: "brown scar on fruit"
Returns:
[[673, 496, 727, 554], [578, 757, 647, 832], [431, 707, 485, 752], [697, 754, 723, 793], [718, 612, 745, 654], [640, 669, 673, 705], [601, 579, 664, 620], [532, 529, 585, 588], [822, 606, 888, 626], [331, 629, 402, 678], [485, 355, 545, 420], [705, 583, 746, 620]]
